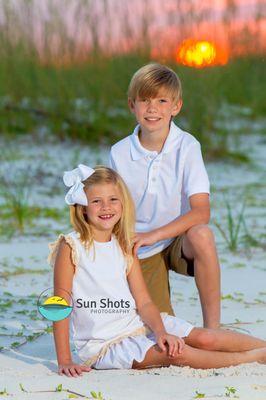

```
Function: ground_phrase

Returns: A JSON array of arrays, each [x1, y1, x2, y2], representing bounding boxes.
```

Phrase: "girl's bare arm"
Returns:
[[127, 256, 184, 355], [53, 240, 91, 377], [53, 240, 75, 364], [127, 257, 167, 335], [128, 258, 185, 357]]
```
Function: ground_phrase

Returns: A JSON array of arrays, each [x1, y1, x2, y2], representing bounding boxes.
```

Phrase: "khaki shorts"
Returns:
[[139, 236, 194, 316]]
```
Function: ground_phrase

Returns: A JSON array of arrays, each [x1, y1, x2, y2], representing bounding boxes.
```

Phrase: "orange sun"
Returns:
[[177, 39, 228, 68]]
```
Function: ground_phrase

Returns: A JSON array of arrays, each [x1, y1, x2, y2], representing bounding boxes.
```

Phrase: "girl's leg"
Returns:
[[132, 343, 266, 370], [185, 328, 266, 352]]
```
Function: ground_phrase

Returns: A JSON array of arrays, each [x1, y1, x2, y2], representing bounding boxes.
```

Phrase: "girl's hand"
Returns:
[[155, 331, 185, 358], [58, 361, 92, 377], [133, 231, 159, 257]]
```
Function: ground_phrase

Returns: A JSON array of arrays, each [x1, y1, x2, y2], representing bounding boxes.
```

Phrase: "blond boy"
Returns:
[[109, 63, 220, 329]]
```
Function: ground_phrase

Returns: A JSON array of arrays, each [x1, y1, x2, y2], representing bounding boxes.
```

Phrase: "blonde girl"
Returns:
[[49, 164, 266, 377]]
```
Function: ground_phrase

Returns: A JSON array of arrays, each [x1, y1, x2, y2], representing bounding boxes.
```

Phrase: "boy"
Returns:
[[109, 63, 220, 329]]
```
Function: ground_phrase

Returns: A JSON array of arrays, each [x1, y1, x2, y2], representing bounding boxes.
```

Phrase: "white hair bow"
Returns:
[[63, 164, 95, 206]]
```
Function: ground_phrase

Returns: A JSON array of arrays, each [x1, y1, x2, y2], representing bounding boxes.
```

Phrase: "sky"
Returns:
[[1, 0, 265, 60]]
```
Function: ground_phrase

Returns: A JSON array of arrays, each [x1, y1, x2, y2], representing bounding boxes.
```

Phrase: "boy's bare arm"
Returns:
[[155, 193, 210, 240], [133, 193, 210, 255]]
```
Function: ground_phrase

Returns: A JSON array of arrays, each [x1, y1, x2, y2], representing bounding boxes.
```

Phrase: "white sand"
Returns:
[[0, 124, 266, 400]]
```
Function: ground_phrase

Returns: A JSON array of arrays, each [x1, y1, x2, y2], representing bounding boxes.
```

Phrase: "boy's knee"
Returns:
[[187, 224, 214, 247], [194, 329, 216, 350]]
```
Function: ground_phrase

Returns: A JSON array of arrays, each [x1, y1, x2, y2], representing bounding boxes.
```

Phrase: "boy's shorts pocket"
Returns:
[[162, 236, 195, 277]]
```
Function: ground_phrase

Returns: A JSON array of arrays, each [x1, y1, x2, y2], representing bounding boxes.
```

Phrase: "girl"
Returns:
[[49, 164, 266, 377]]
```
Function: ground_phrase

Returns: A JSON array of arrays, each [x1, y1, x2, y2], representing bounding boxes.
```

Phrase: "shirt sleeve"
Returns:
[[183, 141, 210, 198], [109, 148, 118, 171]]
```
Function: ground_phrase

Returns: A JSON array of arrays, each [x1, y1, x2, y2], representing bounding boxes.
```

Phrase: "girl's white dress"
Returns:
[[48, 231, 194, 369]]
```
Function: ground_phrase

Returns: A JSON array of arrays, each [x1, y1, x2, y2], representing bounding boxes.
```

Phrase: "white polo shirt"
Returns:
[[109, 121, 210, 259]]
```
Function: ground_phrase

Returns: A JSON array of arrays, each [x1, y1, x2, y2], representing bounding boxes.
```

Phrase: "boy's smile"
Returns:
[[128, 89, 182, 139]]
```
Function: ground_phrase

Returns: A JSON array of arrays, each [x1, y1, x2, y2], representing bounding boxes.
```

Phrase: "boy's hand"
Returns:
[[155, 331, 185, 358], [58, 361, 91, 377], [133, 231, 159, 257]]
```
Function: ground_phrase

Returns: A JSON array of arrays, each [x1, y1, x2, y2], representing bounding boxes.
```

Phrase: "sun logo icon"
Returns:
[[37, 288, 73, 321]]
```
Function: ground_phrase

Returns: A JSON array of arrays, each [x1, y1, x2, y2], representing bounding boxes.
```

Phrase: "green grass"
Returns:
[[0, 267, 48, 279], [0, 177, 68, 237], [0, 48, 265, 159], [194, 392, 205, 399], [0, 171, 32, 233], [0, 1, 265, 161], [213, 199, 247, 251]]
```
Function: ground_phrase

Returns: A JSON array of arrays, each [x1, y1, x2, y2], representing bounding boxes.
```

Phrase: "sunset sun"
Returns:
[[177, 39, 228, 68]]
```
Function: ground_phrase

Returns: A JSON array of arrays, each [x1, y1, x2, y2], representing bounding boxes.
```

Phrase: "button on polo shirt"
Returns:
[[109, 121, 210, 259]]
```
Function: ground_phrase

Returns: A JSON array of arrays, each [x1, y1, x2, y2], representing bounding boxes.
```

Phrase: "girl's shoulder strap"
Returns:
[[47, 232, 79, 271]]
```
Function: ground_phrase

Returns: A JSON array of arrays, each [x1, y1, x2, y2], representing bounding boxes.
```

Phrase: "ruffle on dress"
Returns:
[[47, 233, 79, 272]]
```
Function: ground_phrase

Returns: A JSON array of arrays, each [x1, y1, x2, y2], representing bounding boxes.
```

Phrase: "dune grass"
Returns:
[[0, 52, 265, 159], [0, 171, 32, 233], [213, 199, 247, 252], [0, 1, 265, 159]]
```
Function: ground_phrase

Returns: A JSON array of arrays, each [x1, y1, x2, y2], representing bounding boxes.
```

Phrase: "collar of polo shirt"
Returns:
[[130, 121, 182, 161]]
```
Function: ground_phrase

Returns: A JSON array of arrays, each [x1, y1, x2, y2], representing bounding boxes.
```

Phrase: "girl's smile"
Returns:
[[84, 183, 122, 242], [98, 214, 115, 220]]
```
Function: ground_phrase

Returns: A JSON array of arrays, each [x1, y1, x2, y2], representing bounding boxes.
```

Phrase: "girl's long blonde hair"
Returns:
[[69, 166, 135, 258]]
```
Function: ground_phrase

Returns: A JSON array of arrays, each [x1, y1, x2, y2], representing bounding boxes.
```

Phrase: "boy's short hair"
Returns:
[[128, 63, 182, 103]]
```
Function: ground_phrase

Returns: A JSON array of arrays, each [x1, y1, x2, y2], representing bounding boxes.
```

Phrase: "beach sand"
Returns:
[[0, 126, 265, 400]]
